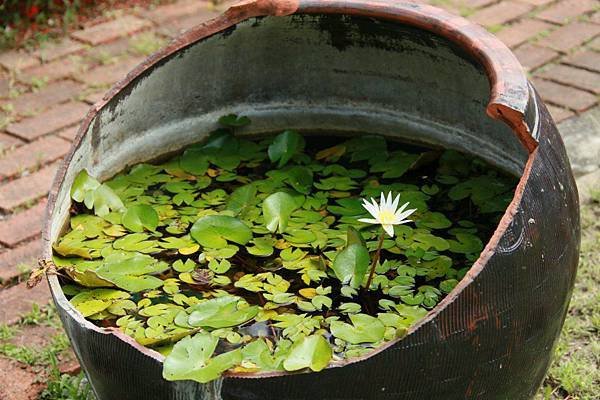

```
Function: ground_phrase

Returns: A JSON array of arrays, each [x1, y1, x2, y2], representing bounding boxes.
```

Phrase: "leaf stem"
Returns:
[[365, 231, 385, 291]]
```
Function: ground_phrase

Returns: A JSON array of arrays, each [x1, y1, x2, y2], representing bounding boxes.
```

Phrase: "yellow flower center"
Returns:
[[378, 210, 396, 224]]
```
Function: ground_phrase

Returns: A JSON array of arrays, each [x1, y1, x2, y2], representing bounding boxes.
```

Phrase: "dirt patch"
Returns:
[[8, 324, 59, 349], [0, 357, 44, 400]]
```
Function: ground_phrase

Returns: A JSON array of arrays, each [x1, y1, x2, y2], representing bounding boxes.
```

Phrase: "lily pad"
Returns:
[[268, 130, 305, 167], [122, 204, 159, 232], [330, 313, 385, 344], [187, 296, 259, 329], [95, 253, 169, 292], [191, 215, 252, 249], [331, 227, 370, 288], [282, 334, 332, 372], [163, 332, 242, 384], [262, 192, 302, 234]]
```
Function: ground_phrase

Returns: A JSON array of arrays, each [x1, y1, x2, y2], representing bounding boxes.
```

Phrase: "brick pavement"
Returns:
[[0, 0, 598, 398]]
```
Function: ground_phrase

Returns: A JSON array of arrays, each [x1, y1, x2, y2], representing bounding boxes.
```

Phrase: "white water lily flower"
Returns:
[[359, 192, 417, 237]]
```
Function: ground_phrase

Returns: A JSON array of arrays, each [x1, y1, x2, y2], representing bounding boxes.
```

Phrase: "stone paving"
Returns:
[[0, 0, 598, 398]]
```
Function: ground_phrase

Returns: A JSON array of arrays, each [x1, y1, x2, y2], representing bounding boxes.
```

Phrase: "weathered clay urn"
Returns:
[[42, 1, 580, 399]]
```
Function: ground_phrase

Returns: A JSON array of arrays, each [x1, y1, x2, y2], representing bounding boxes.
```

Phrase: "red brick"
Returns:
[[532, 78, 598, 111], [515, 0, 554, 5], [71, 15, 151, 45], [463, 0, 497, 7], [0, 50, 40, 71], [85, 37, 131, 64], [496, 19, 554, 48], [57, 125, 80, 141], [514, 43, 558, 70], [471, 1, 533, 27], [589, 36, 600, 51], [0, 80, 83, 117], [140, 0, 212, 24], [6, 102, 89, 141], [536, 0, 598, 25], [0, 133, 23, 151], [0, 201, 46, 247], [34, 38, 86, 63], [546, 105, 574, 123], [0, 357, 44, 400], [0, 281, 51, 325], [564, 50, 600, 73], [59, 358, 82, 376], [76, 56, 143, 87], [19, 57, 87, 85], [158, 11, 220, 38], [0, 240, 41, 283], [8, 324, 60, 348], [537, 22, 600, 52], [538, 64, 600, 94], [0, 163, 57, 211], [0, 77, 9, 98], [84, 90, 105, 105], [0, 136, 70, 178]]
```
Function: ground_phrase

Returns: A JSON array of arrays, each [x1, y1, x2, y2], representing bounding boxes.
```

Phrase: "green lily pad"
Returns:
[[163, 332, 242, 383], [187, 296, 259, 328], [226, 184, 257, 215], [122, 204, 159, 232], [191, 215, 252, 249], [282, 334, 332, 372], [70, 288, 130, 317], [448, 233, 484, 254], [331, 227, 370, 289], [219, 114, 251, 128], [268, 130, 305, 167], [262, 192, 302, 234], [95, 253, 169, 292], [330, 313, 385, 344]]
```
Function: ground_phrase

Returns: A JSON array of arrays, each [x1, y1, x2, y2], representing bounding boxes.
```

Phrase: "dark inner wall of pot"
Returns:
[[49, 12, 528, 275]]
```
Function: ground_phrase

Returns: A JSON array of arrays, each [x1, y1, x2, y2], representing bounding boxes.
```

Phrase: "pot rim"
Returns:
[[41, 0, 540, 379]]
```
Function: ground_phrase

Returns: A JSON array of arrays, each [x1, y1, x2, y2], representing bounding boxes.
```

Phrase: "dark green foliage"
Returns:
[[54, 116, 517, 383]]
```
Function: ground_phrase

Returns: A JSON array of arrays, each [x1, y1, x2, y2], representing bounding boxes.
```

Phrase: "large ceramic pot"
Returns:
[[42, 1, 580, 399]]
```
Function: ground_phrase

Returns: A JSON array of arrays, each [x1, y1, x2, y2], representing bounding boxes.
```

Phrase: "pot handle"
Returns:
[[225, 0, 538, 153]]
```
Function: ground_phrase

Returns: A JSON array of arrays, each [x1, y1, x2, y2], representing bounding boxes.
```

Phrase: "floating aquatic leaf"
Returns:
[[95, 253, 169, 292], [370, 151, 420, 179], [180, 150, 209, 175], [122, 204, 159, 232], [71, 170, 125, 217], [187, 296, 259, 329], [246, 236, 275, 257], [219, 114, 251, 128], [262, 192, 302, 234], [332, 227, 370, 288], [330, 313, 385, 344], [448, 233, 484, 254], [226, 184, 257, 215], [282, 334, 332, 372], [191, 215, 252, 249], [70, 288, 130, 317], [268, 130, 305, 167], [163, 332, 242, 383]]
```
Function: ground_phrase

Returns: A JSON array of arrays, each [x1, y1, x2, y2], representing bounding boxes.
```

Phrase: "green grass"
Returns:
[[536, 189, 600, 400], [40, 355, 95, 400], [129, 32, 166, 57]]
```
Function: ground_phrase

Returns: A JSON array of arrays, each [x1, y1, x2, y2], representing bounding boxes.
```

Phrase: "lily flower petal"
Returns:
[[359, 192, 416, 238], [358, 218, 379, 224], [382, 224, 395, 237]]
